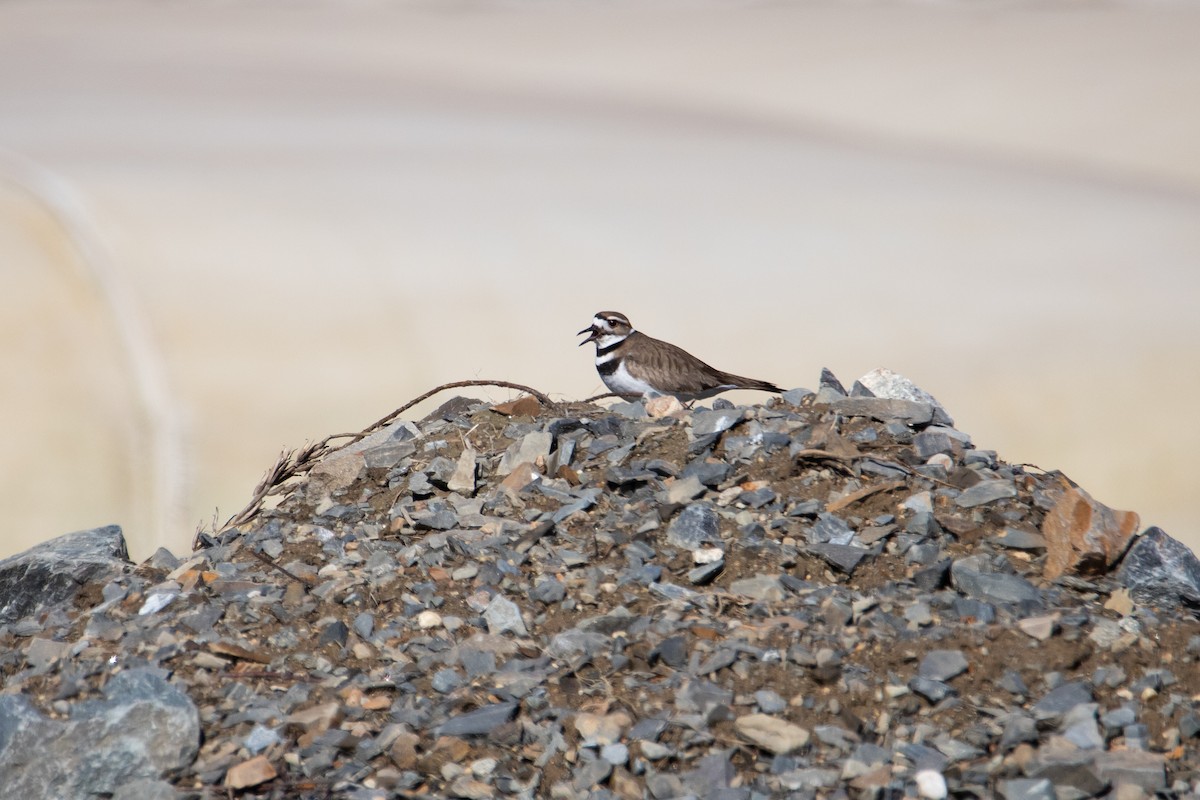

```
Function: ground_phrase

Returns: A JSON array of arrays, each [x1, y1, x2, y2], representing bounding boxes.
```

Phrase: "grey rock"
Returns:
[[1116, 527, 1200, 608], [688, 560, 725, 585], [919, 650, 968, 682], [1060, 703, 1104, 749], [854, 368, 954, 425], [1026, 749, 1107, 797], [808, 543, 870, 575], [498, 431, 553, 475], [912, 429, 955, 458], [909, 677, 955, 703], [483, 594, 528, 636], [530, 578, 566, 604], [729, 575, 785, 602], [691, 408, 744, 437], [1094, 749, 1166, 791], [435, 701, 519, 737], [0, 525, 129, 624], [991, 528, 1048, 551], [111, 779, 180, 800], [954, 480, 1017, 508], [810, 513, 855, 546], [781, 388, 813, 405], [666, 475, 706, 504], [666, 503, 721, 551], [951, 556, 1042, 605], [0, 668, 199, 799], [913, 559, 951, 591], [754, 690, 787, 714], [1000, 714, 1038, 750], [998, 778, 1056, 800], [1032, 681, 1093, 722], [831, 397, 934, 426]]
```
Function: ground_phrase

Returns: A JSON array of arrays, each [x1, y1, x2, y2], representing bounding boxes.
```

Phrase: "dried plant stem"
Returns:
[[212, 380, 554, 538]]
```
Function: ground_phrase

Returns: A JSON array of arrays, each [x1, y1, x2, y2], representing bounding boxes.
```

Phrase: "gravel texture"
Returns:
[[1, 372, 1198, 799]]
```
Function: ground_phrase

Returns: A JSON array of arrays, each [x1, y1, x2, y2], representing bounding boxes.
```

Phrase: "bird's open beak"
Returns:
[[577, 325, 599, 346]]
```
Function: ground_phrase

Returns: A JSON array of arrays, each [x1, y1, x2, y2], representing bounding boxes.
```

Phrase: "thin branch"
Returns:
[[213, 380, 555, 537]]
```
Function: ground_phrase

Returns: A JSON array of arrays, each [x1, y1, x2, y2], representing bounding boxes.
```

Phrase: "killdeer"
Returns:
[[578, 311, 782, 401]]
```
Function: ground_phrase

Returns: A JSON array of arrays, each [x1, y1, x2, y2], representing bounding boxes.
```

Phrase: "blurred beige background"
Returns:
[[2, 0, 1198, 562]]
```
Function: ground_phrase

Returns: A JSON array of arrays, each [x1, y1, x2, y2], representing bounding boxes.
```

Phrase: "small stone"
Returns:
[[951, 556, 1042, 605], [915, 769, 948, 799], [498, 462, 541, 495], [919, 650, 968, 682], [954, 480, 1017, 508], [448, 447, 478, 494], [691, 408, 743, 437], [729, 575, 785, 603], [483, 594, 527, 636], [574, 711, 631, 746], [754, 690, 787, 714], [734, 714, 810, 755], [448, 775, 494, 799], [667, 475, 705, 504], [416, 610, 443, 629], [998, 778, 1056, 800], [600, 743, 629, 765], [645, 395, 684, 418], [498, 431, 552, 474], [639, 741, 671, 760], [854, 368, 953, 425], [1017, 614, 1058, 641], [1031, 681, 1092, 722], [666, 503, 721, 551], [529, 578, 566, 604], [437, 702, 519, 737], [287, 702, 342, 734], [224, 756, 277, 789]]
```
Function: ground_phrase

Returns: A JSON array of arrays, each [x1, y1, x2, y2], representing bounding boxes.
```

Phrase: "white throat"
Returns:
[[592, 332, 628, 351]]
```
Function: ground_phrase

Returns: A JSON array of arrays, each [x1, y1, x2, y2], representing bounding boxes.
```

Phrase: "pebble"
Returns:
[[2, 374, 1198, 800]]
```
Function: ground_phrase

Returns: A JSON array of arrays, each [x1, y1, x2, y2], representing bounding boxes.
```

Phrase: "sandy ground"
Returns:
[[1, 0, 1198, 561]]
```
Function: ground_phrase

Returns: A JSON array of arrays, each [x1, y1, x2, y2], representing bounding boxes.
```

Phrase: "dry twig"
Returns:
[[212, 380, 554, 539]]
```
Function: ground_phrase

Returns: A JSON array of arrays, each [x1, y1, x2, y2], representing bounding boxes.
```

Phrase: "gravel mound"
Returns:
[[1, 372, 1198, 799]]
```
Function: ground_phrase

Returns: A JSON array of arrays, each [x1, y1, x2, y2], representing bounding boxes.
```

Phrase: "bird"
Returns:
[[577, 310, 782, 401]]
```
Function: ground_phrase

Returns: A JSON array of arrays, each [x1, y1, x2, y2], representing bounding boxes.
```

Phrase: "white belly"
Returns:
[[599, 359, 662, 398]]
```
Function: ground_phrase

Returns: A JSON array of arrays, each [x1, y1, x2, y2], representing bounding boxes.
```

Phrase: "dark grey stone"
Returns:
[[999, 714, 1038, 750], [666, 503, 721, 551], [909, 677, 955, 703], [0, 668, 199, 799], [435, 701, 519, 736], [912, 430, 955, 458], [951, 556, 1042, 606], [808, 543, 869, 575], [688, 560, 725, 585], [912, 559, 951, 591], [1031, 681, 1093, 722], [1117, 527, 1200, 608], [954, 480, 1017, 508], [530, 578, 566, 604], [830, 397, 934, 426], [0, 525, 129, 624], [810, 513, 855, 545], [653, 636, 689, 669]]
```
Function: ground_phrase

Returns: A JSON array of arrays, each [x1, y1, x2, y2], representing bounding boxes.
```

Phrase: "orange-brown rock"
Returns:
[[1042, 483, 1139, 580]]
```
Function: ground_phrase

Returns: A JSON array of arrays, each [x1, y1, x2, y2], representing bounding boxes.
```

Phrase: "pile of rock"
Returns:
[[1, 370, 1198, 800]]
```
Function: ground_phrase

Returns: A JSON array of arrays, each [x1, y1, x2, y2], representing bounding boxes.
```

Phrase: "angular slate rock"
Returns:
[[666, 503, 721, 551], [954, 480, 1017, 508], [950, 556, 1042, 606], [1031, 681, 1093, 722], [1116, 527, 1200, 609], [435, 702, 519, 737], [918, 650, 968, 682], [0, 668, 199, 799], [691, 408, 744, 437], [0, 525, 129, 624], [808, 543, 869, 575]]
